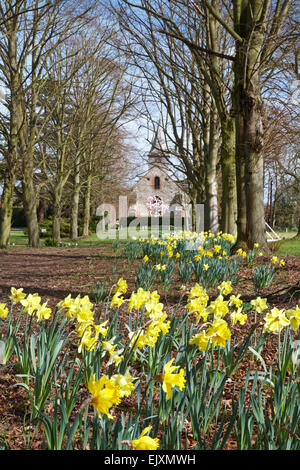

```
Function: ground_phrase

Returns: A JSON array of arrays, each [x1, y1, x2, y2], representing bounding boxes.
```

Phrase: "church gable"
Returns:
[[131, 166, 188, 217], [134, 166, 172, 193]]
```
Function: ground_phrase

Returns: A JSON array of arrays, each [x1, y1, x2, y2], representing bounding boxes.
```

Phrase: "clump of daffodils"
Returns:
[[126, 287, 170, 351], [9, 288, 52, 322], [87, 369, 137, 420], [57, 293, 108, 353]]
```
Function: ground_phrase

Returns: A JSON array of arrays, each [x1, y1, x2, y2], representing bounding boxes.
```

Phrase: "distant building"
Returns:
[[128, 125, 189, 218]]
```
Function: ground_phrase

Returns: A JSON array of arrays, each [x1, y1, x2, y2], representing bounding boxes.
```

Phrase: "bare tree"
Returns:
[[0, 0, 97, 247]]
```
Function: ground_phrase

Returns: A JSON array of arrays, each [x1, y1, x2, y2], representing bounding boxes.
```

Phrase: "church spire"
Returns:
[[148, 121, 168, 169]]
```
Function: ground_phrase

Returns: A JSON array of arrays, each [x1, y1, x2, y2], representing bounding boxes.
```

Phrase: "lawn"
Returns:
[[9, 229, 300, 256]]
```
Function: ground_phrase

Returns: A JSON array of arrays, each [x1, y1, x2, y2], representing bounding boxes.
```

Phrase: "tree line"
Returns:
[[0, 0, 299, 249], [0, 0, 137, 247]]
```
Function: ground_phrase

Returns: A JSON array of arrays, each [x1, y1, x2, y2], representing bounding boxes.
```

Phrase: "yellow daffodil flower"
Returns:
[[20, 293, 41, 315], [161, 358, 186, 400], [9, 287, 26, 304], [206, 319, 231, 347], [217, 281, 233, 296], [286, 306, 300, 331], [114, 278, 128, 294], [230, 308, 247, 326], [130, 426, 159, 450], [189, 331, 212, 351], [110, 371, 137, 398], [263, 307, 290, 333], [207, 295, 229, 319], [87, 374, 121, 419], [0, 303, 9, 319], [251, 297, 268, 313], [35, 302, 52, 321]]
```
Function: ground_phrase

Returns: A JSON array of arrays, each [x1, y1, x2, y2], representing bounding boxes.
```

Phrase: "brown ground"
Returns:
[[0, 246, 299, 450]]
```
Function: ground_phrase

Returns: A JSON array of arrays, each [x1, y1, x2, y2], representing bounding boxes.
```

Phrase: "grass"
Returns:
[[277, 236, 300, 256], [8, 229, 300, 256], [9, 231, 118, 248]]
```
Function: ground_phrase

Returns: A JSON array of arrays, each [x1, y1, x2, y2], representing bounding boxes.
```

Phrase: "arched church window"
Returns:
[[154, 176, 161, 190]]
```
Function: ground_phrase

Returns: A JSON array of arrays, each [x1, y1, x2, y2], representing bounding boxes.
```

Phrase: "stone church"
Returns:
[[128, 125, 189, 218]]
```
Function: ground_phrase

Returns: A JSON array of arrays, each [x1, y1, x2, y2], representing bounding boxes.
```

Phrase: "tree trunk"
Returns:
[[242, 33, 268, 250], [83, 173, 92, 237], [0, 19, 18, 248], [0, 174, 15, 248], [52, 187, 62, 242], [220, 116, 237, 235], [204, 104, 219, 234], [70, 165, 81, 240], [296, 218, 300, 237], [231, 45, 248, 251], [22, 165, 40, 248]]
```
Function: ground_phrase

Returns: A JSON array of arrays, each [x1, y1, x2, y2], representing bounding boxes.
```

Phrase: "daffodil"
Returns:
[[206, 319, 231, 347], [76, 305, 95, 324], [263, 307, 290, 333], [130, 426, 159, 450], [207, 295, 229, 319], [0, 303, 9, 319], [189, 331, 212, 351], [87, 374, 121, 419], [161, 358, 186, 400], [114, 278, 128, 294], [110, 371, 137, 397], [77, 325, 99, 353], [20, 293, 41, 315], [230, 308, 247, 326], [286, 306, 300, 331], [229, 294, 243, 309], [35, 302, 52, 321], [251, 297, 268, 313], [217, 281, 233, 296], [271, 256, 278, 264], [9, 287, 26, 304], [128, 288, 150, 311], [188, 283, 208, 301], [186, 298, 209, 322], [102, 337, 124, 365], [110, 291, 124, 308]]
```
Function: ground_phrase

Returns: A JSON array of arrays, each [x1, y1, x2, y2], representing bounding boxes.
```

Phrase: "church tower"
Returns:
[[148, 122, 168, 170]]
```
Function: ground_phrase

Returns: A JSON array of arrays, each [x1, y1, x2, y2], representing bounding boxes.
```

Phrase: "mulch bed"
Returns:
[[0, 246, 299, 450]]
